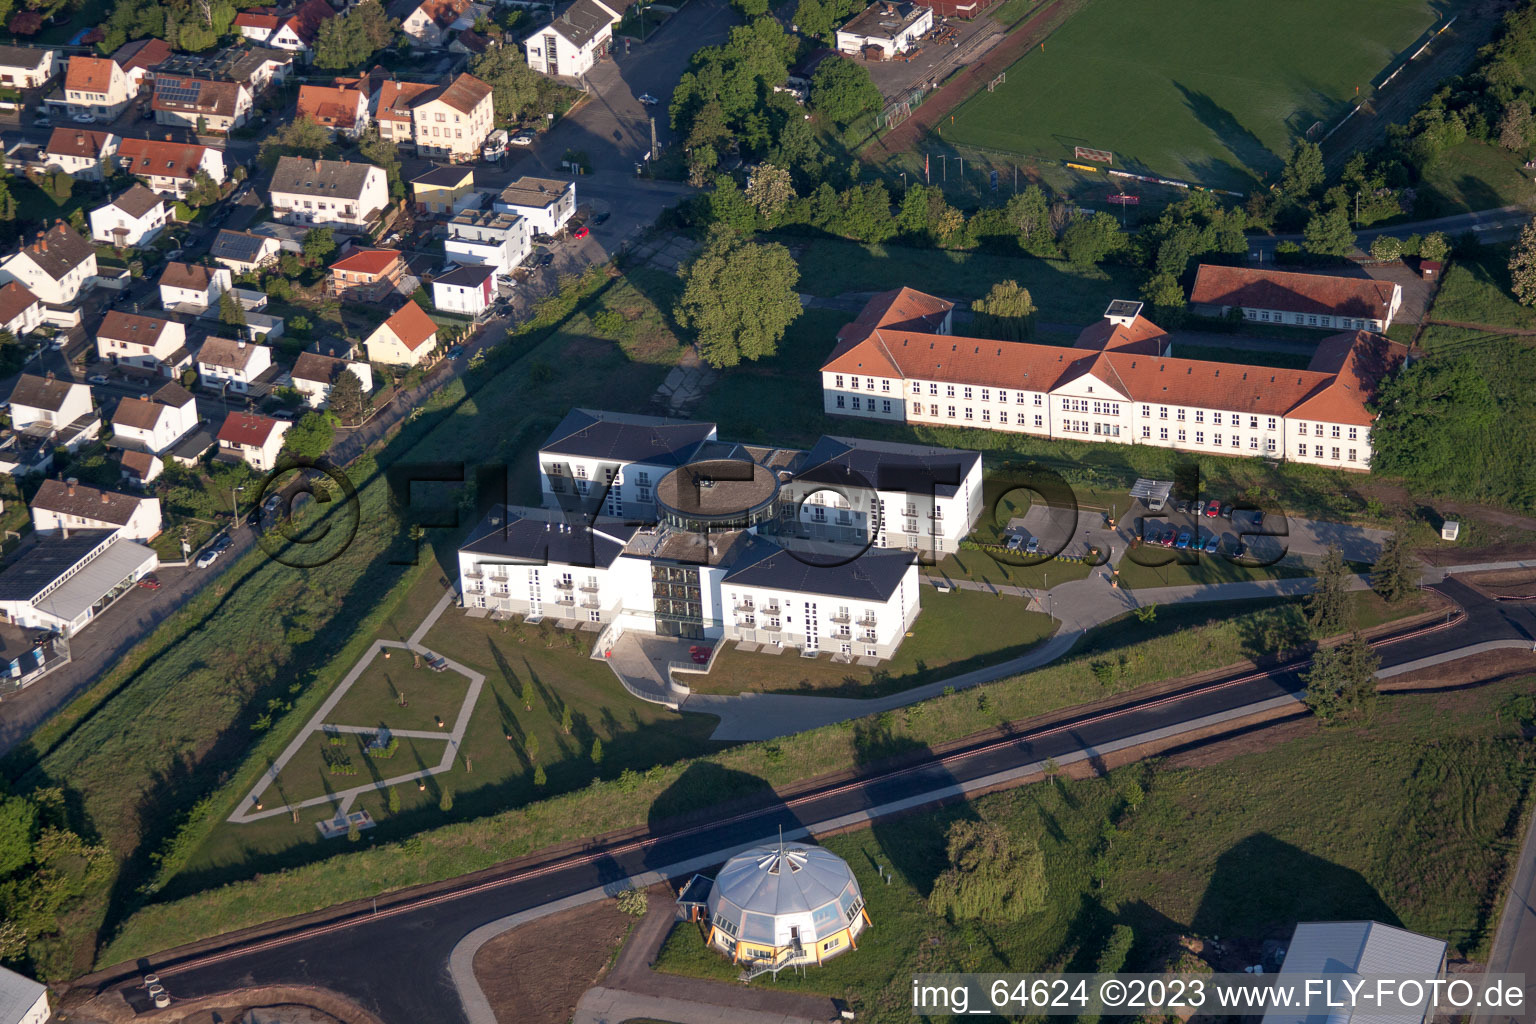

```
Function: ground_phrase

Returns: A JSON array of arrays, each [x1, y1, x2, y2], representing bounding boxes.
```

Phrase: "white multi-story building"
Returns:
[[42, 127, 117, 181], [431, 263, 495, 317], [457, 410, 981, 669], [408, 73, 494, 163], [89, 185, 167, 249], [494, 177, 576, 238], [1191, 265, 1403, 333], [268, 156, 389, 233], [158, 262, 231, 312], [0, 282, 41, 339], [116, 138, 227, 198], [445, 209, 530, 281], [97, 312, 191, 376], [197, 337, 273, 393], [62, 55, 132, 119], [0, 223, 97, 307], [523, 0, 623, 78], [109, 381, 199, 453], [821, 288, 1407, 472]]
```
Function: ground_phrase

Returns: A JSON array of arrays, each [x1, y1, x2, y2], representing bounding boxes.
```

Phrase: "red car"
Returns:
[[1204, 501, 1222, 518], [137, 574, 162, 590], [572, 225, 590, 239]]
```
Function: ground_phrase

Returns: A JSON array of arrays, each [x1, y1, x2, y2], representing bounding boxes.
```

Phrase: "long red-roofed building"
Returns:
[[821, 287, 1407, 472], [1189, 264, 1403, 332]]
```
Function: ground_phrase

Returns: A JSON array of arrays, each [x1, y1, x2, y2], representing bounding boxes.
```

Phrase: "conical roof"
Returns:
[[712, 841, 857, 918]]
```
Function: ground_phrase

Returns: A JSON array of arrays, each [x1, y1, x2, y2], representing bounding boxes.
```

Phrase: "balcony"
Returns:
[[552, 579, 574, 590], [734, 601, 755, 612], [858, 615, 877, 628], [579, 583, 600, 593], [580, 597, 600, 609], [830, 628, 853, 641], [830, 612, 851, 624], [738, 615, 756, 627], [555, 596, 575, 606], [759, 622, 782, 633], [464, 570, 484, 580]]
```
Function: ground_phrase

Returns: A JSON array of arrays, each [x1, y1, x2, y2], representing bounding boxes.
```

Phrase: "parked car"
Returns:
[[1220, 503, 1235, 520], [71, 112, 95, 124], [1175, 530, 1192, 549], [511, 130, 536, 147], [1142, 523, 1159, 545], [1005, 533, 1024, 551], [1175, 499, 1190, 514], [1025, 536, 1041, 555], [446, 345, 464, 358], [572, 224, 589, 239], [195, 548, 220, 569], [1193, 500, 1206, 516], [1160, 529, 1176, 547], [212, 534, 233, 553], [263, 493, 285, 516], [535, 252, 554, 267], [33, 115, 50, 129], [270, 410, 294, 421], [87, 374, 109, 385], [638, 93, 659, 106], [593, 211, 610, 225], [136, 574, 161, 590], [1204, 501, 1221, 518]]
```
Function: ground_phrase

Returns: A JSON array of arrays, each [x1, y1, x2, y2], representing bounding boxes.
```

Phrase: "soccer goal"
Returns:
[[1074, 146, 1114, 164]]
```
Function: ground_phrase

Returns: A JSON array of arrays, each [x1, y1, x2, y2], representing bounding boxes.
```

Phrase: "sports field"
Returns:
[[946, 0, 1448, 191]]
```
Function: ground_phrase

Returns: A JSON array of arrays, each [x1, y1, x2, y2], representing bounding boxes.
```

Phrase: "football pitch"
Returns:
[[945, 0, 1449, 191]]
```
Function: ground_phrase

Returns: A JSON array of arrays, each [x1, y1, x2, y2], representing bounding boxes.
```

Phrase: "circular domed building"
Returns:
[[702, 840, 869, 973]]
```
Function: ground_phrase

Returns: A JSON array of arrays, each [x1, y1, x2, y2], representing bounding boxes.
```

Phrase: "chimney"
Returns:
[[237, 339, 246, 348], [101, 491, 110, 505], [66, 477, 76, 496], [139, 394, 148, 401]]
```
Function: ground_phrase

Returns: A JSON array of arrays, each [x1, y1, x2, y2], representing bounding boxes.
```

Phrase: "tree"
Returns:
[[218, 290, 246, 329], [1279, 140, 1325, 200], [1304, 631, 1380, 721], [1005, 186, 1055, 255], [1499, 99, 1534, 151], [1061, 212, 1125, 266], [559, 704, 572, 734], [971, 280, 1036, 340], [0, 178, 17, 222], [521, 678, 534, 710], [1141, 271, 1186, 320], [731, 0, 769, 15], [1303, 207, 1356, 258], [302, 227, 336, 263], [469, 46, 541, 123], [328, 368, 368, 424], [590, 736, 603, 765], [1369, 234, 1402, 261], [0, 795, 37, 878], [794, 0, 833, 41], [928, 819, 1047, 922], [284, 411, 335, 459], [1370, 528, 1420, 603], [260, 115, 331, 162], [810, 57, 881, 126], [386, 786, 401, 814], [533, 763, 547, 786], [357, 127, 405, 199], [1511, 219, 1536, 306], [438, 788, 453, 812], [1419, 231, 1449, 262], [745, 163, 795, 226], [314, 0, 398, 69], [676, 228, 802, 368], [1306, 546, 1353, 639], [185, 169, 221, 208]]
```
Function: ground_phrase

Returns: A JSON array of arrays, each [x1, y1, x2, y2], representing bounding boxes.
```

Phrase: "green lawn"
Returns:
[[924, 549, 1093, 590], [324, 650, 474, 733], [1415, 141, 1536, 219], [788, 237, 1146, 324], [692, 588, 1054, 698], [265, 730, 451, 809], [657, 674, 1536, 1020], [1422, 244, 1536, 331], [946, 0, 1445, 190], [1114, 549, 1314, 589]]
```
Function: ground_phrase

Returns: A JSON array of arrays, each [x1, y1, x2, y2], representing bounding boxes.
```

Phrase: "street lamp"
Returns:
[[231, 484, 246, 530]]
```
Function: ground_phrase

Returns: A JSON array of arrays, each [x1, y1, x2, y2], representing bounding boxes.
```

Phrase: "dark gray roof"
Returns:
[[110, 183, 163, 219], [0, 46, 51, 71], [499, 175, 573, 210], [0, 530, 115, 601], [210, 229, 276, 264], [270, 156, 380, 200], [412, 163, 472, 187], [794, 436, 980, 499], [546, 0, 616, 49], [10, 223, 94, 280], [435, 263, 494, 287], [8, 373, 83, 412], [460, 505, 637, 568], [540, 408, 715, 467], [722, 539, 912, 601]]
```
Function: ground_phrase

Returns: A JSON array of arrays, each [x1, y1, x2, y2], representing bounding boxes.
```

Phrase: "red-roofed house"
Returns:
[[112, 37, 173, 90], [217, 412, 290, 471], [63, 55, 133, 119], [237, 0, 338, 55], [374, 80, 434, 146], [296, 83, 369, 136], [326, 248, 405, 302], [822, 288, 1407, 472], [1189, 265, 1404, 333], [364, 300, 439, 366], [389, 0, 480, 47], [43, 127, 118, 181], [116, 137, 228, 198]]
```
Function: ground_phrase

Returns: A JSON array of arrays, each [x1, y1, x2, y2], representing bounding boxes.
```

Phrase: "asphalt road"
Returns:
[[89, 576, 1534, 1024], [1247, 205, 1533, 258]]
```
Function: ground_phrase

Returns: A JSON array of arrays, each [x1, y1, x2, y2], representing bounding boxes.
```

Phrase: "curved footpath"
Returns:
[[74, 569, 1536, 1024]]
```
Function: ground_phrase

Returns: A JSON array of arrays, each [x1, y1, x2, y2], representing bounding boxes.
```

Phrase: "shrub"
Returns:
[[616, 887, 648, 917]]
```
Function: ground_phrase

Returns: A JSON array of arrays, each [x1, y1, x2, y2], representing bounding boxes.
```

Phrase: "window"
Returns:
[[1314, 445, 1324, 458], [835, 395, 845, 408], [834, 375, 843, 387], [980, 388, 990, 401], [947, 406, 956, 418], [1250, 416, 1259, 429], [1177, 429, 1187, 442], [1348, 448, 1357, 461], [929, 383, 938, 395], [851, 396, 861, 410], [999, 411, 1009, 424], [963, 387, 972, 399], [1331, 447, 1341, 460], [946, 385, 955, 397], [1348, 427, 1358, 440], [1142, 405, 1151, 417], [1195, 410, 1204, 423], [1266, 437, 1277, 452], [850, 377, 860, 389], [1159, 406, 1168, 419], [881, 399, 891, 413], [1160, 427, 1169, 440], [1034, 394, 1042, 406], [963, 407, 973, 420], [981, 408, 990, 422], [1213, 433, 1222, 446], [881, 379, 890, 392], [1297, 443, 1308, 456], [1331, 425, 1341, 438], [1034, 414, 1043, 428], [1314, 424, 1323, 436], [997, 390, 1007, 403], [1267, 417, 1277, 430], [1250, 436, 1259, 450], [930, 404, 938, 416], [1177, 408, 1186, 421], [911, 401, 921, 414], [1195, 432, 1205, 445]]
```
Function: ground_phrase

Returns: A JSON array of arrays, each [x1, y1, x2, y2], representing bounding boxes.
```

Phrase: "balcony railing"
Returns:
[[857, 615, 877, 627], [579, 583, 600, 593], [580, 597, 600, 609], [555, 596, 575, 606], [830, 612, 851, 624], [464, 570, 484, 580], [552, 579, 574, 590], [734, 601, 755, 612], [830, 628, 852, 640], [759, 622, 782, 632]]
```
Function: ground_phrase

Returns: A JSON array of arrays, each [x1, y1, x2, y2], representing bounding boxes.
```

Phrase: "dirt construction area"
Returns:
[[472, 897, 635, 1024]]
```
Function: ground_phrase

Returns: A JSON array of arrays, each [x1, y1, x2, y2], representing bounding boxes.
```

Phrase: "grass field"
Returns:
[[656, 673, 1536, 1021], [1421, 244, 1536, 332], [946, 0, 1444, 190]]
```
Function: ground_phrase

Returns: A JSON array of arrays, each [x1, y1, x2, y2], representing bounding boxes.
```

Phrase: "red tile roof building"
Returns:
[[326, 247, 404, 301], [1189, 265, 1403, 332], [296, 83, 369, 134], [822, 288, 1407, 472]]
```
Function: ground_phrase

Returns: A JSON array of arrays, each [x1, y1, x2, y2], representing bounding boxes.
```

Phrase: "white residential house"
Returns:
[[109, 381, 200, 454], [523, 0, 623, 78], [445, 208, 530, 281], [217, 411, 290, 470], [96, 311, 191, 376], [89, 185, 167, 249], [0, 46, 58, 89], [495, 177, 576, 238], [30, 477, 163, 542], [408, 73, 495, 163], [0, 223, 97, 307], [0, 963, 50, 1024], [110, 37, 172, 92], [235, 0, 337, 57], [363, 300, 439, 366], [269, 156, 389, 233], [431, 263, 494, 317], [197, 337, 273, 394], [42, 127, 118, 181], [8, 374, 93, 433], [209, 229, 282, 275], [62, 55, 133, 119], [116, 138, 227, 198], [0, 282, 42, 338], [835, 1, 933, 57], [151, 76, 254, 133], [158, 262, 232, 312], [291, 350, 373, 408], [389, 0, 482, 48]]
